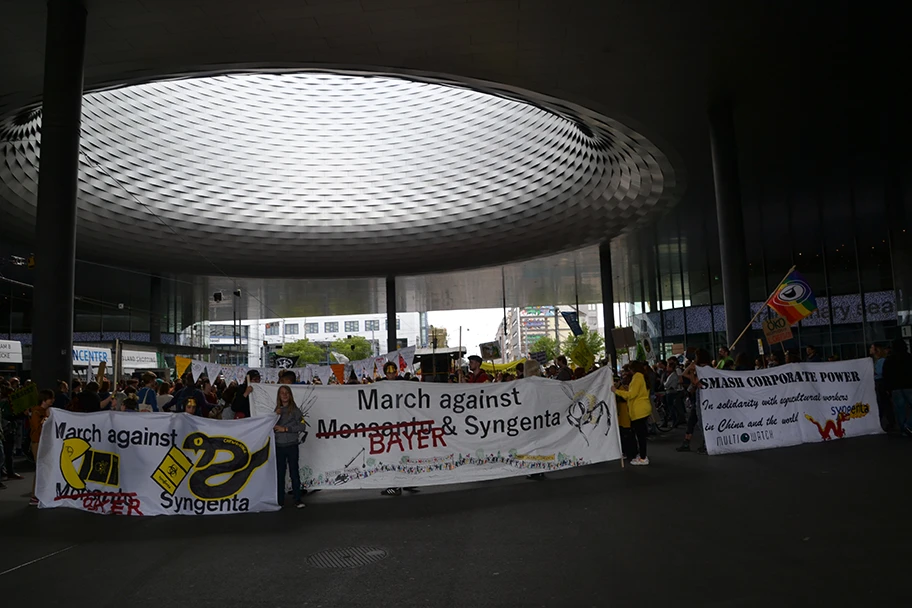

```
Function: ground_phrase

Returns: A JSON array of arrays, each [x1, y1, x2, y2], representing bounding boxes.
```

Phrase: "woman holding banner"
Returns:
[[611, 361, 653, 466], [274, 385, 307, 509]]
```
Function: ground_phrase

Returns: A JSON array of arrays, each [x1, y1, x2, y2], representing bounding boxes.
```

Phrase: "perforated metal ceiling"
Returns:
[[0, 71, 679, 277]]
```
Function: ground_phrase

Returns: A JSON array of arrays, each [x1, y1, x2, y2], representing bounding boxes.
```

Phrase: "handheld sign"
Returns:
[[10, 383, 39, 415], [762, 315, 793, 345], [479, 341, 502, 360]]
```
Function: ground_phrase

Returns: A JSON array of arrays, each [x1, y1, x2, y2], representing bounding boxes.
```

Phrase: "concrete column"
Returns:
[[386, 276, 397, 353], [709, 101, 752, 353], [149, 276, 162, 344], [599, 241, 618, 371], [31, 0, 87, 388]]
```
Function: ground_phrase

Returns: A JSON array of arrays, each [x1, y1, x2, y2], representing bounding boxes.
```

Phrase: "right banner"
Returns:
[[696, 359, 882, 455]]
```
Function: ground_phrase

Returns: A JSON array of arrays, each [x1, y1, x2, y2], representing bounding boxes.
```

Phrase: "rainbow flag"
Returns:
[[767, 270, 817, 324]]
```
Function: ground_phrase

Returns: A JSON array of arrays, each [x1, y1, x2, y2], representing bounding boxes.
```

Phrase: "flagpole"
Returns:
[[729, 265, 796, 351]]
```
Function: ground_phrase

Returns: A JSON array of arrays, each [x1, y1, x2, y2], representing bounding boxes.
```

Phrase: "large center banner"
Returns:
[[696, 359, 882, 455], [251, 368, 621, 489], [36, 410, 280, 516]]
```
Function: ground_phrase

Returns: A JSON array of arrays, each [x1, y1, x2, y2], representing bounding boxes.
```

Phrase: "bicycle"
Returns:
[[653, 391, 684, 433]]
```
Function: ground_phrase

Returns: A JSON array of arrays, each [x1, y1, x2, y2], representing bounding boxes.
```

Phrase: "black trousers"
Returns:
[[686, 390, 702, 436], [2, 428, 16, 476], [620, 427, 638, 460], [631, 417, 648, 459]]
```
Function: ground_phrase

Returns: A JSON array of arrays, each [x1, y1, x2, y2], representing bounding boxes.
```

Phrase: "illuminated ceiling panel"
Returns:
[[0, 71, 680, 277]]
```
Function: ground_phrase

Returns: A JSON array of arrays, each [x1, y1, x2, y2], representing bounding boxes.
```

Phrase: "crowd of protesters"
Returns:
[[2, 338, 910, 509]]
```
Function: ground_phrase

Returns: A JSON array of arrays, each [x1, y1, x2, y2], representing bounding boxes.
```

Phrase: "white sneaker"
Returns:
[[630, 457, 650, 466]]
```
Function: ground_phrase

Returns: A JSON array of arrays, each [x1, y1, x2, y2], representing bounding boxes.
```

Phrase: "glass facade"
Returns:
[[609, 102, 911, 360], [1, 248, 210, 350]]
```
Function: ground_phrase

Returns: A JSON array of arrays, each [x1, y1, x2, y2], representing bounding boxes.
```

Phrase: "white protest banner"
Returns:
[[250, 368, 621, 490], [36, 409, 279, 516], [696, 358, 882, 455]]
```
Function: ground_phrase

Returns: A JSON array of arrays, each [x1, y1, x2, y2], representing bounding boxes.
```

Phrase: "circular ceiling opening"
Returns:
[[0, 70, 680, 277]]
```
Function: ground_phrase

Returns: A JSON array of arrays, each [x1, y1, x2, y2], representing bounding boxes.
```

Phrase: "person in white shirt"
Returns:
[[156, 382, 173, 411]]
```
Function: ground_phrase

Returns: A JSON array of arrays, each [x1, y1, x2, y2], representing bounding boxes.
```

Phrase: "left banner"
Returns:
[[36, 410, 280, 516]]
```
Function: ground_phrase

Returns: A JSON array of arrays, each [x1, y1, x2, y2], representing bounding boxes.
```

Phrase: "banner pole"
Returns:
[[458, 326, 463, 374], [729, 265, 796, 351]]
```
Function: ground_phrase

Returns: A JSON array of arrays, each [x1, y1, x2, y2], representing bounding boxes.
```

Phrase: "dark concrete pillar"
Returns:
[[32, 0, 87, 388], [709, 101, 752, 353], [150, 276, 162, 344], [644, 235, 658, 312], [180, 284, 193, 343], [385, 276, 397, 353], [599, 242, 618, 371]]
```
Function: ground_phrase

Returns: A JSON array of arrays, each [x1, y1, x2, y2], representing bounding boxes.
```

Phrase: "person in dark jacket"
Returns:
[[76, 382, 114, 413], [805, 345, 823, 363], [555, 355, 573, 381], [882, 337, 912, 435], [734, 352, 753, 371], [231, 369, 260, 418], [166, 373, 208, 417], [53, 380, 71, 410], [274, 385, 307, 508]]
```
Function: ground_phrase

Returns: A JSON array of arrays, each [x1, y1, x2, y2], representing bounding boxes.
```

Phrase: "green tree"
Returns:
[[275, 338, 325, 364], [527, 335, 559, 363], [561, 324, 605, 370], [330, 335, 374, 362]]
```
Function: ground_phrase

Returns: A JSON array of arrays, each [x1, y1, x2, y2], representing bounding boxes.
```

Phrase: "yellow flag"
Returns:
[[175, 356, 192, 378]]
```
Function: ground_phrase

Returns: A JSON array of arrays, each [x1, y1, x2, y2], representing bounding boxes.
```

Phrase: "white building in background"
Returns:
[[498, 304, 603, 362], [209, 312, 427, 366]]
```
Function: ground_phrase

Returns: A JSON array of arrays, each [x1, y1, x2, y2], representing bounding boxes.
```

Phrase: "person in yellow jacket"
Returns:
[[611, 361, 653, 466], [613, 368, 637, 460]]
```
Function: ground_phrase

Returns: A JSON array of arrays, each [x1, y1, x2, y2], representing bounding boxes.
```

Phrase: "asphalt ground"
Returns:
[[1, 431, 908, 608]]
